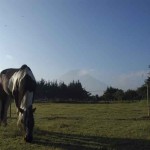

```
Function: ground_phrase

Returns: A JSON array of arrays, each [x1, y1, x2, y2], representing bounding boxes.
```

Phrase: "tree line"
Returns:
[[99, 86, 146, 101], [35, 76, 150, 102], [99, 76, 150, 101], [35, 79, 91, 101]]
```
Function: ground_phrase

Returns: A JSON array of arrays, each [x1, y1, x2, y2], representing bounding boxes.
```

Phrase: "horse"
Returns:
[[0, 64, 36, 143]]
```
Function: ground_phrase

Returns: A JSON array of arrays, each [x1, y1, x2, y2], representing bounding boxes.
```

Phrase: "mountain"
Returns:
[[59, 70, 107, 96]]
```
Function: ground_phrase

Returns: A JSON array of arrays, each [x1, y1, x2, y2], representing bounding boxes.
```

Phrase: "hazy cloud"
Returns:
[[60, 69, 147, 95], [6, 54, 14, 60], [112, 70, 147, 90], [60, 69, 107, 96], [78, 70, 89, 77], [78, 69, 95, 77]]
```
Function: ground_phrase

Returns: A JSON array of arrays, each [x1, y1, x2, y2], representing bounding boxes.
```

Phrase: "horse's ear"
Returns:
[[32, 107, 36, 113], [19, 108, 24, 114]]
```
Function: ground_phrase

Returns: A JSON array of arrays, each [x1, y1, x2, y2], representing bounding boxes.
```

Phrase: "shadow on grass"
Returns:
[[41, 116, 82, 121], [33, 128, 150, 150], [100, 116, 150, 122], [114, 116, 150, 121]]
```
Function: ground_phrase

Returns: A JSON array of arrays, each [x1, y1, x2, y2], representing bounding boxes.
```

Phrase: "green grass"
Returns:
[[1, 101, 150, 150]]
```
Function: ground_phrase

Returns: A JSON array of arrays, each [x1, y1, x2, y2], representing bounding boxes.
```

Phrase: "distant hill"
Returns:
[[59, 70, 107, 96]]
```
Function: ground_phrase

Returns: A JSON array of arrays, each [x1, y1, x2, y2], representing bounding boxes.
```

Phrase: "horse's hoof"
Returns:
[[24, 136, 33, 143]]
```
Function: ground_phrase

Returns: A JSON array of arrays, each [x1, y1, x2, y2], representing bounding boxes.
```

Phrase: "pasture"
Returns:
[[1, 101, 150, 150]]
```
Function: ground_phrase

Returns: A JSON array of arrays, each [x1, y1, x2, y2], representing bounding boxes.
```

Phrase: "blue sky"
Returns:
[[0, 0, 150, 91]]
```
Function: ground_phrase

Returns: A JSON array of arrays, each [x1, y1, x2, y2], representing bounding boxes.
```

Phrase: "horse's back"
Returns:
[[1, 68, 19, 79]]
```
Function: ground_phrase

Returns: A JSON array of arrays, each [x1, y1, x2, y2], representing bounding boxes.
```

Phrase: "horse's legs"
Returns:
[[2, 96, 11, 126]]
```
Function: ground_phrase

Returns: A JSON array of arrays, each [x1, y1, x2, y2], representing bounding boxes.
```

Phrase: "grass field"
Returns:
[[1, 101, 150, 150]]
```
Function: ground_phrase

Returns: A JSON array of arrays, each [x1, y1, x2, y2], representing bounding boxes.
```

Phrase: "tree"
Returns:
[[137, 85, 147, 100], [114, 89, 124, 101], [145, 76, 150, 86], [35, 79, 91, 101], [124, 89, 139, 101], [145, 65, 150, 117], [68, 80, 90, 99], [102, 86, 118, 101], [59, 82, 68, 99]]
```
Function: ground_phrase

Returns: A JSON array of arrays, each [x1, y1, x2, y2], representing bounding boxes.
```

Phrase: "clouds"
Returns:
[[82, 69, 148, 92], [110, 70, 147, 90], [77, 69, 95, 77], [62, 69, 147, 93], [60, 69, 107, 96], [5, 54, 14, 60]]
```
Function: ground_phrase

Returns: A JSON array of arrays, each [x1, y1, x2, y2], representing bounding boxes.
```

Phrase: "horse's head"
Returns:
[[18, 106, 36, 143]]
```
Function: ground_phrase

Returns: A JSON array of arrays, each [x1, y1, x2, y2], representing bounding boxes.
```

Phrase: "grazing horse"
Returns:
[[0, 65, 36, 142]]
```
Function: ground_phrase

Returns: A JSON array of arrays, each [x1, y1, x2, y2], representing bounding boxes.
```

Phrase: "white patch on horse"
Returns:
[[20, 91, 33, 110], [8, 67, 35, 95], [8, 72, 19, 94]]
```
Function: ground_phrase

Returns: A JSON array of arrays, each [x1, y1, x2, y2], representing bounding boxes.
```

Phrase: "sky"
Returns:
[[0, 0, 150, 93]]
